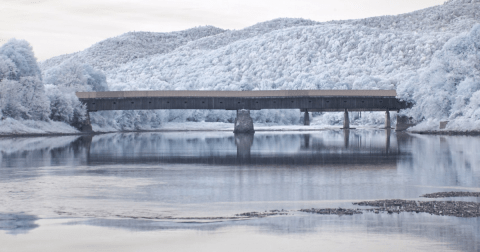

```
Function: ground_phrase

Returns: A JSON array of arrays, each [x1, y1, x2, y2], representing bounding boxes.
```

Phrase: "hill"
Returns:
[[40, 0, 480, 131]]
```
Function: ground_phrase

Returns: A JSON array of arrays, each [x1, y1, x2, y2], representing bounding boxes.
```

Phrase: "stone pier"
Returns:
[[303, 110, 310, 126], [342, 109, 350, 129], [234, 109, 255, 133], [385, 110, 391, 129]]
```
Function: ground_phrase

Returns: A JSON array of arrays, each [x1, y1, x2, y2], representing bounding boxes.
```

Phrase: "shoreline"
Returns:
[[0, 132, 106, 138], [410, 130, 480, 136], [49, 192, 480, 220], [2, 127, 480, 138]]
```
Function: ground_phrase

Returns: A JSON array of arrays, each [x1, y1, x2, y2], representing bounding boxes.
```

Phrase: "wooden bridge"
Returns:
[[75, 90, 412, 132]]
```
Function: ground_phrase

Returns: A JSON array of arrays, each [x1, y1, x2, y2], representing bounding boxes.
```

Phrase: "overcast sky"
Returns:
[[0, 0, 446, 61]]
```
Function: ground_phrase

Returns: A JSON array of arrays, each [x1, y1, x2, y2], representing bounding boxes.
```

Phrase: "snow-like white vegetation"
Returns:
[[0, 39, 50, 121], [0, 39, 83, 134], [0, 117, 78, 135], [403, 22, 480, 131], [41, 26, 226, 72], [2, 0, 479, 133], [43, 62, 108, 92], [332, 0, 480, 33]]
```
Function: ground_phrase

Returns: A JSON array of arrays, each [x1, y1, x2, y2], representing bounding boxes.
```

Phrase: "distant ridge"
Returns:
[[41, 26, 226, 71]]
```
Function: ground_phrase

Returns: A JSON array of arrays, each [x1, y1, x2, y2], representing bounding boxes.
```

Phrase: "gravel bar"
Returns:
[[421, 191, 480, 198], [235, 210, 288, 218], [300, 208, 363, 216], [354, 199, 480, 217]]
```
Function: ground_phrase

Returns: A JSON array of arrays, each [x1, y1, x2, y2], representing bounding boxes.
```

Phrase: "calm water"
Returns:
[[0, 130, 479, 251]]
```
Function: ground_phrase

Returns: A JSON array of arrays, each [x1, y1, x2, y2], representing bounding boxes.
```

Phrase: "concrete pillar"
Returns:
[[304, 110, 310, 126], [385, 110, 391, 129], [234, 109, 255, 133], [342, 109, 350, 129]]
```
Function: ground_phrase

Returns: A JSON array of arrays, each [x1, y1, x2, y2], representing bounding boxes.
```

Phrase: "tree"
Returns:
[[0, 39, 50, 120], [0, 39, 41, 80]]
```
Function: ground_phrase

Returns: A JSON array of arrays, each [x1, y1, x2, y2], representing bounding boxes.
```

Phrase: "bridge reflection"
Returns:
[[81, 130, 405, 166], [303, 129, 392, 151]]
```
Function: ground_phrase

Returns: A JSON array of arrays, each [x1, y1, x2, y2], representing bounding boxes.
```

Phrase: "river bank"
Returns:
[[2, 119, 480, 137], [411, 130, 480, 136]]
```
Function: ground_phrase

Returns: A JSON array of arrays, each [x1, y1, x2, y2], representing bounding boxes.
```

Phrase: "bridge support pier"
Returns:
[[342, 109, 352, 129], [385, 110, 392, 129], [304, 110, 310, 126], [234, 109, 255, 133]]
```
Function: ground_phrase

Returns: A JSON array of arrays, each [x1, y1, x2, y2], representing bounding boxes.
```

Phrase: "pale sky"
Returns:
[[0, 0, 446, 61]]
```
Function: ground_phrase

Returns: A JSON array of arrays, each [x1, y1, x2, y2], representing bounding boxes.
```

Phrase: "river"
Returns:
[[1, 130, 479, 251]]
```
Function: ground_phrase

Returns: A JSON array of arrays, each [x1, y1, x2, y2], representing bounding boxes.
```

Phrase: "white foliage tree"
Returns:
[[43, 61, 108, 92], [400, 24, 480, 127], [0, 55, 19, 81], [0, 39, 50, 121], [43, 61, 109, 127], [45, 84, 86, 123], [0, 39, 41, 80]]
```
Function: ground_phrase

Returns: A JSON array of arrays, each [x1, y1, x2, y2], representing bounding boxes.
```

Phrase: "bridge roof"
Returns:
[[76, 90, 397, 99]]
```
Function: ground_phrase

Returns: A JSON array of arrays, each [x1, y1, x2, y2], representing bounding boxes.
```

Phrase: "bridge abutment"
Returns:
[[395, 114, 417, 131], [234, 109, 255, 133], [72, 111, 93, 133]]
